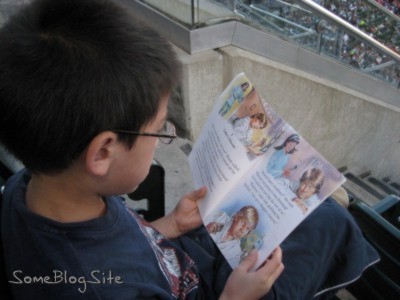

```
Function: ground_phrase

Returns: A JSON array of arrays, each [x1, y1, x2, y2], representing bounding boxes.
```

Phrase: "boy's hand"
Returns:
[[150, 186, 207, 238], [171, 186, 207, 235], [220, 247, 284, 300]]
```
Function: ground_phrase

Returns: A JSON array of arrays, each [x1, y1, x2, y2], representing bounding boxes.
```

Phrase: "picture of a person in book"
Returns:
[[228, 103, 256, 125], [227, 87, 262, 121], [277, 168, 325, 214], [219, 81, 250, 117], [205, 205, 259, 267], [266, 133, 300, 178], [232, 113, 268, 148]]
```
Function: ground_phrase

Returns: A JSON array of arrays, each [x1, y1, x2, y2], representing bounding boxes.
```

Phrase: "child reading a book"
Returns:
[[0, 0, 379, 299], [205, 206, 259, 267], [0, 1, 283, 299]]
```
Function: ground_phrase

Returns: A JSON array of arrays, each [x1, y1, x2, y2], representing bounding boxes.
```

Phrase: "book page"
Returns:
[[202, 144, 344, 269], [189, 73, 264, 215], [189, 73, 345, 270]]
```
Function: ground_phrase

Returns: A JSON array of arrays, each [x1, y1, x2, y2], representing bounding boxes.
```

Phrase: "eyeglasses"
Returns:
[[111, 120, 177, 144]]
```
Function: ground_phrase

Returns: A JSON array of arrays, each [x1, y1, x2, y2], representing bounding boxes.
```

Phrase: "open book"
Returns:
[[189, 73, 345, 270]]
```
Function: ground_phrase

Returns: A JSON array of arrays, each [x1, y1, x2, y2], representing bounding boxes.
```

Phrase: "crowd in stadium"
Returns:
[[375, 0, 400, 15], [248, 0, 399, 85], [321, 0, 399, 54]]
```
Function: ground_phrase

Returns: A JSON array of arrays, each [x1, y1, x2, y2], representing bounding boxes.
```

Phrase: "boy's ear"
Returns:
[[85, 132, 119, 176]]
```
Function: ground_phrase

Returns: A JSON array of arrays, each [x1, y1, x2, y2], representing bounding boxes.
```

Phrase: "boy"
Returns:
[[292, 168, 325, 214], [276, 168, 325, 215], [0, 0, 282, 298], [206, 205, 259, 267], [0, 0, 379, 299]]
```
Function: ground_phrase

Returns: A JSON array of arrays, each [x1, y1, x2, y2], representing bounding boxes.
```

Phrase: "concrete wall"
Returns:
[[175, 45, 400, 182], [175, 46, 224, 139]]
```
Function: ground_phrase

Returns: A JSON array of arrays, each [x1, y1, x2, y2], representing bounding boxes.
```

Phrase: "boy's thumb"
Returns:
[[195, 186, 207, 198], [239, 250, 258, 271]]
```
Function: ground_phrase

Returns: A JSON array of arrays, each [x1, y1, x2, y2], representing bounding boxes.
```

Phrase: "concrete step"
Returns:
[[365, 176, 400, 197], [388, 181, 400, 194], [342, 172, 385, 207]]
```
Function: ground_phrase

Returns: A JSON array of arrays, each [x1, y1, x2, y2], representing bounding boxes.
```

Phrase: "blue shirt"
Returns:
[[1, 170, 202, 299], [1, 170, 380, 299], [266, 149, 289, 179]]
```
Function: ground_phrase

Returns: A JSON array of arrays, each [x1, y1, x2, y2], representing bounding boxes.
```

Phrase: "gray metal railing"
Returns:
[[232, 0, 400, 88], [297, 0, 400, 61], [136, 0, 399, 89], [2, 0, 399, 91]]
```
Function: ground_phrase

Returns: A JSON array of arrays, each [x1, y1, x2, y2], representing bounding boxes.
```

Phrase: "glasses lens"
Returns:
[[159, 121, 176, 144]]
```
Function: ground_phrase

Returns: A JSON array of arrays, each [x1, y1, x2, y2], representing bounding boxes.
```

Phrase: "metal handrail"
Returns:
[[296, 0, 400, 62], [250, 4, 314, 33], [366, 0, 400, 23]]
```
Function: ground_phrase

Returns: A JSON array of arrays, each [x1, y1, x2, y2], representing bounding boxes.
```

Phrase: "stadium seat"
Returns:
[[347, 195, 400, 300], [127, 160, 165, 221]]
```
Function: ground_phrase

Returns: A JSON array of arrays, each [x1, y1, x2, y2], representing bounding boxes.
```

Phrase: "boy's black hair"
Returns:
[[0, 0, 180, 174]]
